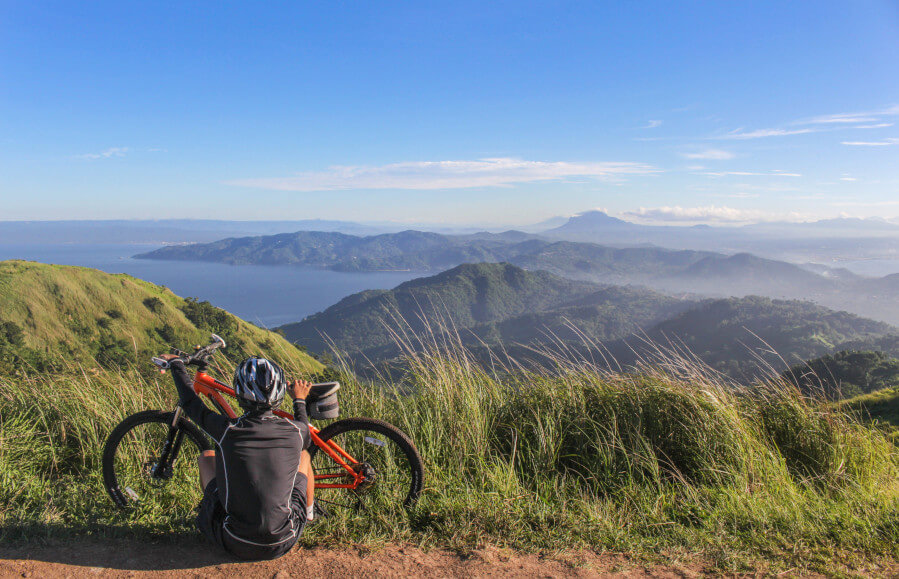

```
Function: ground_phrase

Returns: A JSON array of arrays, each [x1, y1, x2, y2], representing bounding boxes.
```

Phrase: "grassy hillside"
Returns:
[[841, 387, 899, 442], [1, 341, 897, 573], [0, 260, 322, 375]]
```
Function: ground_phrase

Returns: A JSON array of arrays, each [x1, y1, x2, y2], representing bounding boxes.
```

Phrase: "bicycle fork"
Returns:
[[150, 406, 188, 480]]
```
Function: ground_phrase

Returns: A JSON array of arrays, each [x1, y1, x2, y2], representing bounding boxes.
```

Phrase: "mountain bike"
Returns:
[[102, 334, 423, 516]]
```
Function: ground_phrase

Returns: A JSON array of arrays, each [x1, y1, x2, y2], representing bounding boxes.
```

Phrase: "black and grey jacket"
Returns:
[[170, 360, 311, 547]]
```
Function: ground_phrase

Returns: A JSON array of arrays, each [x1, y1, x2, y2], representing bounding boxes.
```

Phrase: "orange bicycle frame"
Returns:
[[191, 371, 364, 490]]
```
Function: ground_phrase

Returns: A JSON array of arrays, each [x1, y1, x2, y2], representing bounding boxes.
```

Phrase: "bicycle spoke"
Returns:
[[312, 423, 418, 518], [111, 419, 203, 513]]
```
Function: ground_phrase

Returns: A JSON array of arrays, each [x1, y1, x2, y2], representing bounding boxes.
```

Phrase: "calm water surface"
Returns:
[[0, 244, 422, 327]]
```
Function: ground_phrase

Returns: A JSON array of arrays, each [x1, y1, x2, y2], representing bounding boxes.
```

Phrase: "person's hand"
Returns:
[[288, 379, 312, 401], [159, 353, 180, 361]]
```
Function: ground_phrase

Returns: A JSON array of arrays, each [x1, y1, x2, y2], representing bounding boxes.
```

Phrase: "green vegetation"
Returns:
[[0, 260, 322, 375], [602, 296, 895, 382], [281, 263, 696, 366], [841, 387, 899, 442], [1, 259, 897, 572], [281, 262, 609, 356], [1, 335, 897, 574], [784, 350, 899, 399], [281, 266, 895, 383]]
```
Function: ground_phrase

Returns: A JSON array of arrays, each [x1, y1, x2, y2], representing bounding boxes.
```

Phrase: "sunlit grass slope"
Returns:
[[0, 260, 321, 374], [1, 332, 897, 573], [841, 387, 899, 442]]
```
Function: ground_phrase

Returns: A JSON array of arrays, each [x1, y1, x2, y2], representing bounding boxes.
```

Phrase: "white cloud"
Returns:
[[806, 113, 879, 124], [644, 120, 663, 129], [225, 158, 660, 192], [841, 138, 899, 146], [78, 147, 129, 159], [854, 123, 894, 129], [622, 205, 798, 224], [699, 170, 802, 177], [681, 149, 735, 160], [719, 128, 814, 139], [802, 104, 899, 125]]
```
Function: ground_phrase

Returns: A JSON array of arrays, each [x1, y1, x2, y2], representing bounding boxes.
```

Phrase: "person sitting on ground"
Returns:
[[159, 353, 315, 560]]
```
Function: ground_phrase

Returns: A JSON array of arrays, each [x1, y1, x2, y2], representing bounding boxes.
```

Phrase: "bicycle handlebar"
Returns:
[[152, 333, 227, 369]]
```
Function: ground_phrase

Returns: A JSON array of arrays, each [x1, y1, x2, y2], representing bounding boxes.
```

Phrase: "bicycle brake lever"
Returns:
[[151, 357, 171, 370]]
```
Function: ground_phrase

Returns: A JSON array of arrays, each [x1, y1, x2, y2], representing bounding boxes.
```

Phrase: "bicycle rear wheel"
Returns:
[[102, 410, 211, 512], [309, 417, 423, 515]]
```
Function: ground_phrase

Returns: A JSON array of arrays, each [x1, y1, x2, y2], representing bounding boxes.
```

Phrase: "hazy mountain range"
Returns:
[[137, 228, 899, 326], [277, 263, 897, 382], [4, 211, 898, 266]]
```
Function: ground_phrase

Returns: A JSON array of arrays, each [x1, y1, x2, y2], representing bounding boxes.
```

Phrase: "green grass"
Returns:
[[0, 260, 323, 374], [841, 387, 899, 442], [2, 333, 898, 574]]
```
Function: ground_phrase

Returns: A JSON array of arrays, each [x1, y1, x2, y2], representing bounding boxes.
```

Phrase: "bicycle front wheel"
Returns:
[[309, 417, 423, 515], [102, 410, 211, 512]]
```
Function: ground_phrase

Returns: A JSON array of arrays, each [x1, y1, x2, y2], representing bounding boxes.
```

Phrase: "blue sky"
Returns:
[[1, 1, 898, 225]]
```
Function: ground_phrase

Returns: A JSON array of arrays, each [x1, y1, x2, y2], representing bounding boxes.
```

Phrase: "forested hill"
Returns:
[[137, 230, 532, 272], [783, 350, 899, 399], [0, 260, 322, 375], [136, 229, 718, 275], [278, 264, 896, 383], [277, 262, 695, 361], [601, 296, 896, 381]]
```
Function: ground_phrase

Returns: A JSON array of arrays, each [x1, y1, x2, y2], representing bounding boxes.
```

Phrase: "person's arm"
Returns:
[[288, 379, 312, 450], [160, 355, 229, 440]]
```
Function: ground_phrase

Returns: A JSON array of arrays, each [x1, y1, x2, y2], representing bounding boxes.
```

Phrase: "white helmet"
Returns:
[[233, 357, 287, 408]]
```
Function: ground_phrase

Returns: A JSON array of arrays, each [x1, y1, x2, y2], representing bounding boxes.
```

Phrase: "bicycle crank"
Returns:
[[352, 462, 377, 492]]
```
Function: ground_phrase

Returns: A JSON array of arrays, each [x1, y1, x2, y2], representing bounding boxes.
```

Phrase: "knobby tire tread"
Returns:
[[309, 417, 424, 509], [102, 409, 211, 509]]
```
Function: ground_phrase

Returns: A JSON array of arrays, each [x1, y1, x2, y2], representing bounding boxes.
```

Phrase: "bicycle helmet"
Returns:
[[233, 357, 287, 409]]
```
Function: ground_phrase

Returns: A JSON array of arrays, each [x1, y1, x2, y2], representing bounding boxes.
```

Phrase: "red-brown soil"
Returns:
[[0, 539, 716, 578], [3, 539, 896, 577]]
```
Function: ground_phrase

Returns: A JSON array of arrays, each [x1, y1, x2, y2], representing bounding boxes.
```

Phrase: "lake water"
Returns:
[[0, 244, 423, 327]]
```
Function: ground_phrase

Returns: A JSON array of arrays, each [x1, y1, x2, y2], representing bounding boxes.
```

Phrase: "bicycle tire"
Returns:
[[102, 410, 211, 510], [309, 417, 424, 512]]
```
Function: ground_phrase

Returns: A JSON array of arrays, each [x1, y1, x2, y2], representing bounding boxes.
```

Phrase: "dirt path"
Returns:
[[0, 539, 714, 578]]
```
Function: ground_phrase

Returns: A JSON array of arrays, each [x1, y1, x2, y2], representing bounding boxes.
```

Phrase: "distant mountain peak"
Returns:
[[548, 210, 636, 234], [571, 210, 632, 225]]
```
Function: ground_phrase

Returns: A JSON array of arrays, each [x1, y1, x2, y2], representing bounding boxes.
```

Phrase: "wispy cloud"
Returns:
[[718, 128, 814, 140], [698, 170, 802, 177], [854, 123, 893, 129], [643, 119, 662, 129], [805, 113, 879, 124], [801, 104, 899, 125], [226, 158, 660, 191], [77, 147, 129, 159], [622, 205, 800, 224], [681, 148, 734, 160], [841, 138, 899, 146]]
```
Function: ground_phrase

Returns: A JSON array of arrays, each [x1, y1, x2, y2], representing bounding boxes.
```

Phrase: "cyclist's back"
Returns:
[[214, 411, 306, 550], [165, 356, 313, 560]]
